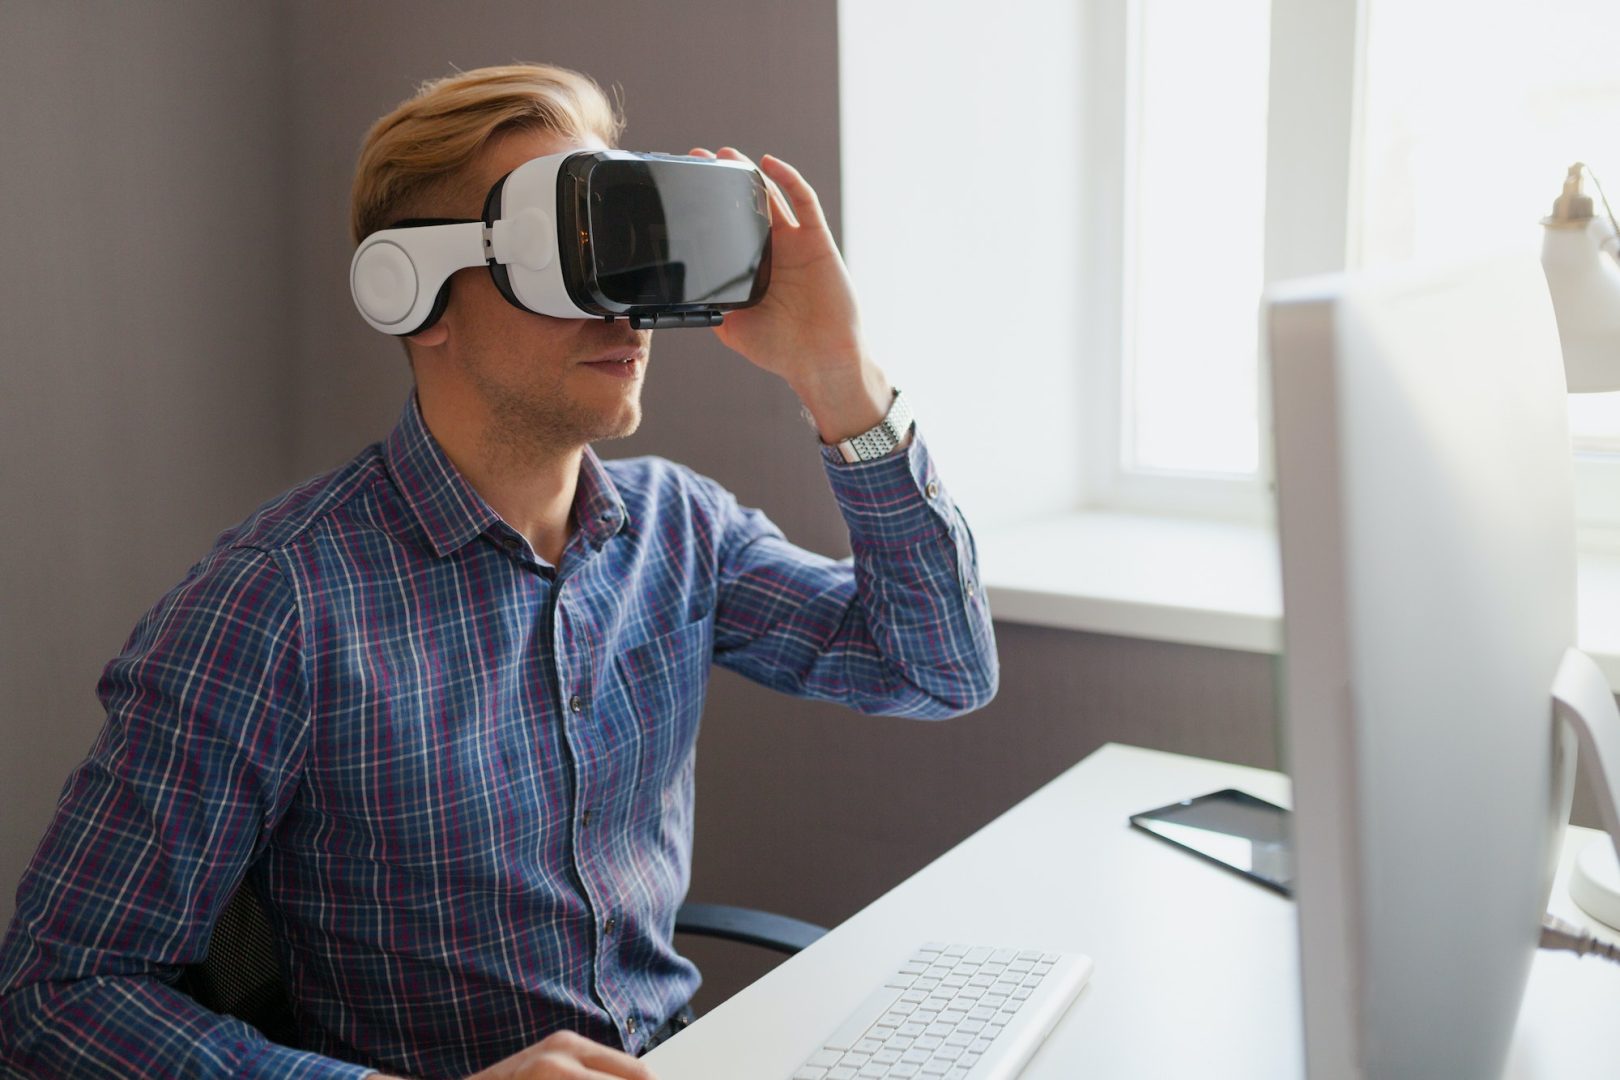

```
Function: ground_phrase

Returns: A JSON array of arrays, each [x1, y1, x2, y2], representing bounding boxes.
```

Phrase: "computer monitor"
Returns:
[[1266, 256, 1581, 1077]]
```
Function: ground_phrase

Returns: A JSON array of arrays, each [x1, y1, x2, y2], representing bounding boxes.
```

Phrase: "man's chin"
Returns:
[[591, 408, 642, 444]]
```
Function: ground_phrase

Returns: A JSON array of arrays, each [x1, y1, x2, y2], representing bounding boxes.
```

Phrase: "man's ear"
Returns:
[[407, 323, 449, 348]]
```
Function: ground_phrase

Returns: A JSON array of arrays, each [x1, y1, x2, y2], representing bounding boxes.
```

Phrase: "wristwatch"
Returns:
[[831, 389, 915, 463]]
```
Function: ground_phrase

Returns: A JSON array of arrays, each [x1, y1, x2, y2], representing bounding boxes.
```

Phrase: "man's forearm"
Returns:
[[789, 353, 893, 445], [0, 975, 372, 1079]]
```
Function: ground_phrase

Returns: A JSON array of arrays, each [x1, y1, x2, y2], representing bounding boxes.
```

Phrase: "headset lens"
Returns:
[[585, 160, 770, 308]]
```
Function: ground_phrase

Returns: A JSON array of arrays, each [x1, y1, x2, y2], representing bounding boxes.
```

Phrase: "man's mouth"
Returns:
[[581, 350, 644, 379]]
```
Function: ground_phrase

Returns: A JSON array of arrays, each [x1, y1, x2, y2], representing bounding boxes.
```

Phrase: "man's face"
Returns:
[[411, 126, 651, 458]]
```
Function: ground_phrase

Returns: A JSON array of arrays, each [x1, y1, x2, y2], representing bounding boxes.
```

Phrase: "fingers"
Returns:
[[489, 1030, 659, 1079], [687, 145, 805, 230], [756, 154, 826, 231], [567, 1038, 657, 1080]]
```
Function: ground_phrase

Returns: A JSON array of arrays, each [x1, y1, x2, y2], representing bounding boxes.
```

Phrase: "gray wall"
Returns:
[[2, 0, 1592, 1026], [0, 0, 296, 926]]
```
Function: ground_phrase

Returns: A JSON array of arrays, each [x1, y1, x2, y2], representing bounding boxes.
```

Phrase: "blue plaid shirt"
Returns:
[[0, 394, 997, 1079]]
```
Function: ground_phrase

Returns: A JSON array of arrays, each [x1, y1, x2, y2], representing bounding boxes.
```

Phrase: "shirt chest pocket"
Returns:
[[614, 618, 714, 791]]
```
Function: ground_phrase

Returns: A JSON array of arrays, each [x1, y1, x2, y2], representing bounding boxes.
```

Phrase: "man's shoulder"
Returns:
[[210, 444, 391, 560], [602, 454, 731, 510]]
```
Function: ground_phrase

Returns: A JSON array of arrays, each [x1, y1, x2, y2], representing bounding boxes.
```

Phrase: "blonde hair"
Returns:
[[350, 63, 624, 246]]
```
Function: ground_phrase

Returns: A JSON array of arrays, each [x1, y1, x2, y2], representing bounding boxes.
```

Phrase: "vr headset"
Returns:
[[350, 149, 772, 334]]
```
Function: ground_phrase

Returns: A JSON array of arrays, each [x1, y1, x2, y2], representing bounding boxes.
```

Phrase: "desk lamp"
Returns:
[[1541, 162, 1620, 929]]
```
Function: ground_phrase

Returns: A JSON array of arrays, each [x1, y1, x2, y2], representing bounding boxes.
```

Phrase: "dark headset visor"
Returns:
[[562, 154, 772, 314]]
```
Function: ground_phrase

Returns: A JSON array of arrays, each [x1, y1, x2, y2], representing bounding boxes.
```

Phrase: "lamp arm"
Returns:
[[1583, 165, 1620, 250]]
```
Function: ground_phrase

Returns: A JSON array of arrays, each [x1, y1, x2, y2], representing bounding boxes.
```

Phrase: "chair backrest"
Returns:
[[176, 883, 297, 1045]]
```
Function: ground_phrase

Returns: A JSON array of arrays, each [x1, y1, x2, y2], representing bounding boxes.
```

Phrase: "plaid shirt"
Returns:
[[0, 394, 997, 1079]]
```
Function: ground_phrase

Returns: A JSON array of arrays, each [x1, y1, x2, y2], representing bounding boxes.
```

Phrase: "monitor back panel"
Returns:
[[1268, 256, 1577, 1078]]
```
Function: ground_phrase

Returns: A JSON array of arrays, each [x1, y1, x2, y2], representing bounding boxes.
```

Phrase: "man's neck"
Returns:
[[417, 391, 581, 567]]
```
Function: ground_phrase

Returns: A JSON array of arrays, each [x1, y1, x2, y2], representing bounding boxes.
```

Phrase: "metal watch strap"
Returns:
[[833, 389, 914, 463]]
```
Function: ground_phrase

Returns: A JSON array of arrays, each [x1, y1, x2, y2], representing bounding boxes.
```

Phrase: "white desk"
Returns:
[[645, 743, 1620, 1079]]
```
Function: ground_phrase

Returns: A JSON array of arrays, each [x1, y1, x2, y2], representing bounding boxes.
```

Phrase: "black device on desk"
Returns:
[[1130, 788, 1294, 896]]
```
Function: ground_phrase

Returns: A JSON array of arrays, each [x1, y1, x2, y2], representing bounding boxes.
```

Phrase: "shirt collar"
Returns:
[[575, 443, 630, 547], [383, 393, 628, 558]]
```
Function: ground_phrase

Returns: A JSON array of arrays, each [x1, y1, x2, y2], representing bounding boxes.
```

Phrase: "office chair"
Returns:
[[175, 882, 826, 1044]]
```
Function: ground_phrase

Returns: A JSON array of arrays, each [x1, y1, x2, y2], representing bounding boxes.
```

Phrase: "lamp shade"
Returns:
[[1542, 213, 1620, 393]]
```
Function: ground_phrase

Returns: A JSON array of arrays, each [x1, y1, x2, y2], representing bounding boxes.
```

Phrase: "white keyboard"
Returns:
[[791, 943, 1093, 1080]]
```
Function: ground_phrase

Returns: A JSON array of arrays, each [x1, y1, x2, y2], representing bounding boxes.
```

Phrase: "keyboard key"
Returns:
[[792, 1069, 827, 1080], [823, 986, 902, 1051], [828, 1069, 858, 1080]]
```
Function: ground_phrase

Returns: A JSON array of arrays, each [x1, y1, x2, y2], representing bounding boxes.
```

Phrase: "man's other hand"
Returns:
[[376, 1029, 659, 1080]]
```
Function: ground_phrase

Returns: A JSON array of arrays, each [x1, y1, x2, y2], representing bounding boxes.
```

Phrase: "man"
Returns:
[[0, 63, 996, 1079]]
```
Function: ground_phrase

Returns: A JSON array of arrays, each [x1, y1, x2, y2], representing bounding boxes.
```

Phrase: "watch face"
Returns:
[[560, 152, 772, 315]]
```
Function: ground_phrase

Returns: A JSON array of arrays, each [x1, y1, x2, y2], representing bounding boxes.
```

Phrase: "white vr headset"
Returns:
[[350, 149, 773, 334]]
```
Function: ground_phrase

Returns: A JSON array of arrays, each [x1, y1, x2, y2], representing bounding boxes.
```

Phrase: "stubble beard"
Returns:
[[473, 367, 643, 469]]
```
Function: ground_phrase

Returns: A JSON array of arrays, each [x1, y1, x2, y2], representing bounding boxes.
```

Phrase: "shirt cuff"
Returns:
[[820, 426, 954, 547]]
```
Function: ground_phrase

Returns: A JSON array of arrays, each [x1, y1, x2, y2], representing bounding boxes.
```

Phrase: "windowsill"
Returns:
[[978, 511, 1620, 691]]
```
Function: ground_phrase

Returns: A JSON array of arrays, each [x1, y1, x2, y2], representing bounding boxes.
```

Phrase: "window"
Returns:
[[840, 0, 1618, 530]]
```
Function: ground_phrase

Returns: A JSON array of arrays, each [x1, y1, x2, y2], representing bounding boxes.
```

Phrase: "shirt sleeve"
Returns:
[[708, 428, 998, 718], [0, 546, 372, 1080]]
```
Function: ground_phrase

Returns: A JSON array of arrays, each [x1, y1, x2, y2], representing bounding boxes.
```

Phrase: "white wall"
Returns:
[[838, 0, 1088, 526]]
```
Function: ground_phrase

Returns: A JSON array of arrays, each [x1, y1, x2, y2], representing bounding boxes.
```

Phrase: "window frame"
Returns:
[[1078, 0, 1364, 526]]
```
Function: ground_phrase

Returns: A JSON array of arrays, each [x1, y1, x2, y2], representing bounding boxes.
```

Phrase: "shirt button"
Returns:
[[569, 694, 584, 714], [926, 480, 940, 499], [626, 1016, 639, 1035], [604, 916, 618, 935], [503, 535, 520, 551], [581, 808, 594, 828]]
